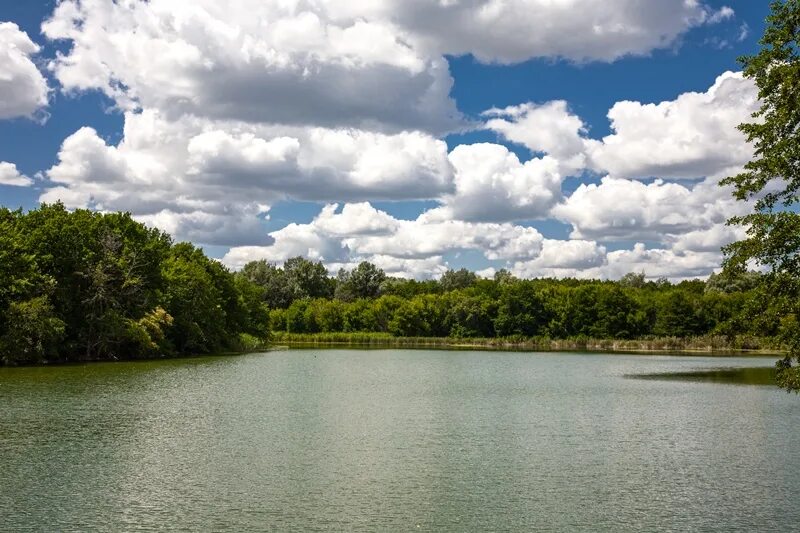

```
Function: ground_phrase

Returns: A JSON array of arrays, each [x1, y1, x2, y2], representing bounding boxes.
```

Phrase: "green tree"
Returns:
[[440, 268, 478, 291], [720, 0, 800, 389], [445, 294, 496, 338], [284, 257, 334, 300], [494, 282, 549, 337], [335, 261, 386, 301], [238, 260, 295, 309], [0, 209, 61, 364], [654, 291, 703, 338], [162, 244, 227, 353], [619, 272, 647, 289], [0, 205, 268, 364], [0, 297, 64, 365]]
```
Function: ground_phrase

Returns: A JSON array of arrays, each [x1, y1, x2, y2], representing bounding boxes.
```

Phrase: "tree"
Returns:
[[335, 261, 386, 301], [284, 257, 334, 300], [162, 245, 227, 353], [0, 205, 267, 364], [494, 282, 549, 337], [440, 268, 478, 291], [720, 0, 800, 390], [0, 209, 58, 363], [705, 270, 761, 293], [445, 294, 496, 338], [654, 291, 702, 338], [619, 272, 647, 289], [238, 260, 295, 309], [0, 297, 64, 365]]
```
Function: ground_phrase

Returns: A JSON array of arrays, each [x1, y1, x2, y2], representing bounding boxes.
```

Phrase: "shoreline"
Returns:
[[271, 333, 784, 357], [1, 337, 783, 368]]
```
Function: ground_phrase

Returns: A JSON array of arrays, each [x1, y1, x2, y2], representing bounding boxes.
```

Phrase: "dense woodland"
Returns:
[[0, 204, 269, 365], [244, 258, 775, 343], [1, 203, 785, 365]]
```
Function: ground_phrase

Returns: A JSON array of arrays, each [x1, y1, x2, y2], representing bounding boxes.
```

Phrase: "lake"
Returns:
[[1, 350, 798, 531]]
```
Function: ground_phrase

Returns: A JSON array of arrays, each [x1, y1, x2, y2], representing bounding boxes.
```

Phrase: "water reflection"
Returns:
[[631, 366, 776, 386], [1, 351, 797, 531]]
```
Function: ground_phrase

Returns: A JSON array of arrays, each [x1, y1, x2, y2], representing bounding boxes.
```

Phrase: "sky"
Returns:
[[0, 0, 771, 280]]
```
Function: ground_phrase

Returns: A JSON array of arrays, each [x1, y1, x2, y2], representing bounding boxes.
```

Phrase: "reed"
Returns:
[[270, 332, 783, 355]]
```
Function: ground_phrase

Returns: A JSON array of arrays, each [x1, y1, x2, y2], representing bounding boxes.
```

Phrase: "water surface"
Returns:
[[1, 350, 797, 531]]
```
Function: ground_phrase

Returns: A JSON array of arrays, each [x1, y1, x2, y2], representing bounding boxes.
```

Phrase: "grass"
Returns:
[[270, 332, 784, 355]]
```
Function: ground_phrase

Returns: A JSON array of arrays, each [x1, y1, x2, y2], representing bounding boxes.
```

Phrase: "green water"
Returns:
[[1, 350, 797, 531]]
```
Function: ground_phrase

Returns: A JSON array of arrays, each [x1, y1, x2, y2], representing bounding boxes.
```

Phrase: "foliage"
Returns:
[[283, 257, 334, 300], [440, 268, 478, 291], [721, 1, 800, 390], [0, 204, 787, 372], [0, 204, 269, 364], [335, 261, 386, 301], [256, 262, 768, 350]]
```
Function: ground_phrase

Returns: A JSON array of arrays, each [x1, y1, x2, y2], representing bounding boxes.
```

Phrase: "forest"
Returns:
[[0, 203, 269, 365], [0, 202, 786, 365], [246, 258, 775, 344]]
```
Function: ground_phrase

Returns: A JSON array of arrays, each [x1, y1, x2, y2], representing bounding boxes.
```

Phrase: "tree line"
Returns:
[[0, 203, 789, 366], [239, 258, 778, 343], [0, 203, 269, 365]]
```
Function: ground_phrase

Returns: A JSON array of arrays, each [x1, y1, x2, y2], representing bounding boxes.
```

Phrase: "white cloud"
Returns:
[[220, 200, 733, 281], [32, 2, 752, 281], [668, 223, 747, 254], [40, 1, 737, 134], [41, 111, 454, 244], [325, 0, 735, 63], [552, 175, 749, 242], [485, 72, 757, 182], [428, 143, 563, 222], [134, 208, 273, 247], [484, 101, 588, 171], [511, 243, 725, 282], [0, 22, 49, 120], [346, 218, 544, 261], [222, 202, 546, 273], [585, 71, 758, 179], [510, 239, 607, 278], [0, 162, 34, 187], [329, 255, 450, 280], [313, 203, 400, 236], [42, 0, 460, 133], [708, 6, 735, 24], [597, 244, 725, 281]]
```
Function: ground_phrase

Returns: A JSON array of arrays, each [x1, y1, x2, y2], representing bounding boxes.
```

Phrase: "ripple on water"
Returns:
[[0, 350, 797, 531]]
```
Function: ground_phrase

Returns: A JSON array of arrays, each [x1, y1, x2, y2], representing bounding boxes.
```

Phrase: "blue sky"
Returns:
[[0, 1, 770, 279]]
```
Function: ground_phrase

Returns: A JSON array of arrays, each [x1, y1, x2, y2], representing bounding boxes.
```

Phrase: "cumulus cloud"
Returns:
[[325, 0, 735, 63], [510, 239, 607, 278], [313, 203, 399, 236], [486, 71, 757, 182], [668, 223, 748, 254], [427, 143, 563, 223], [484, 101, 588, 171], [0, 22, 49, 120], [187, 127, 454, 201], [41, 111, 454, 244], [31, 2, 752, 280], [595, 244, 725, 281], [222, 202, 546, 276], [585, 71, 757, 179], [42, 0, 460, 133], [511, 243, 726, 282], [134, 208, 273, 248], [221, 201, 734, 281], [40, 1, 737, 133], [552, 175, 749, 242], [0, 162, 34, 187]]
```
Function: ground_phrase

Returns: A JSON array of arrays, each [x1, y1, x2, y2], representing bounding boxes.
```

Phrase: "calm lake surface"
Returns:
[[1, 350, 798, 531]]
